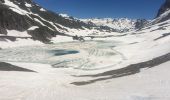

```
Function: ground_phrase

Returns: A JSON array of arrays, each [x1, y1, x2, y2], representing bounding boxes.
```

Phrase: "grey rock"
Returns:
[[155, 0, 170, 23], [157, 0, 170, 17], [135, 19, 149, 30]]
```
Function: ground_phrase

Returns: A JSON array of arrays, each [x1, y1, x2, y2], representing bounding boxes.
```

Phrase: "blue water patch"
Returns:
[[50, 50, 79, 56]]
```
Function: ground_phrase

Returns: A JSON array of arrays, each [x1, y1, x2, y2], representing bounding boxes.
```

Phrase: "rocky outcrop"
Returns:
[[0, 4, 34, 32], [157, 0, 170, 17], [0, 0, 4, 3], [28, 26, 58, 43], [0, 26, 7, 35], [0, 62, 36, 72], [135, 19, 149, 30], [153, 0, 170, 23]]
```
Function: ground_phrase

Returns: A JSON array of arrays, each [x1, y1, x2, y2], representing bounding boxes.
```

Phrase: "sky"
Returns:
[[34, 0, 164, 19]]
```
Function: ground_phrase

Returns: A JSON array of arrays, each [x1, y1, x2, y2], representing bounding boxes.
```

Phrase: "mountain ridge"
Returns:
[[80, 18, 150, 32]]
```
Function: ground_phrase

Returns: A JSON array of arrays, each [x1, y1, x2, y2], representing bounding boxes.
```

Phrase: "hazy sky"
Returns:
[[34, 0, 164, 19]]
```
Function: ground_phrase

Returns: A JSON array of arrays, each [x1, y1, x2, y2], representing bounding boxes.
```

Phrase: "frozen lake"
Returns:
[[0, 40, 124, 70]]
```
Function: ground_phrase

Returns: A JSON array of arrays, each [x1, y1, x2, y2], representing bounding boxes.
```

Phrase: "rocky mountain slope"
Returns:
[[0, 0, 151, 44], [157, 0, 170, 17], [152, 0, 170, 24], [0, 0, 94, 42]]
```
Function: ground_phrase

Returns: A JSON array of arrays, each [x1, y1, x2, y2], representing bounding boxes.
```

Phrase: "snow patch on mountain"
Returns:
[[3, 0, 29, 15], [51, 35, 74, 43], [25, 2, 32, 8], [59, 13, 70, 18], [28, 26, 39, 31], [40, 8, 46, 11]]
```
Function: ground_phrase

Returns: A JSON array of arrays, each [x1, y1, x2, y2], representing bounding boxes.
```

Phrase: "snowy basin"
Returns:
[[0, 40, 123, 70]]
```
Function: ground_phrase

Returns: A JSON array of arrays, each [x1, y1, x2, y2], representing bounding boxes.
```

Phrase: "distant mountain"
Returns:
[[81, 18, 136, 32], [81, 18, 149, 32]]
